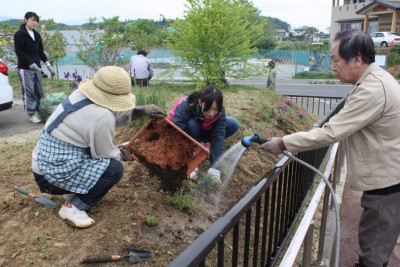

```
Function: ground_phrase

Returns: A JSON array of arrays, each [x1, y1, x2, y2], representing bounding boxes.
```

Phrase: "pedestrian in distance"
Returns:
[[259, 29, 400, 267], [31, 66, 166, 229], [169, 85, 240, 180], [266, 60, 276, 90], [129, 50, 154, 87], [14, 11, 55, 123]]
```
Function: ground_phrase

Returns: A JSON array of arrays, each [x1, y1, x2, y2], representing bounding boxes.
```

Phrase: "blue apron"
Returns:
[[37, 97, 110, 194]]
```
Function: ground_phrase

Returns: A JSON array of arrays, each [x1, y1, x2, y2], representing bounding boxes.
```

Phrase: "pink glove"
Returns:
[[258, 137, 285, 155]]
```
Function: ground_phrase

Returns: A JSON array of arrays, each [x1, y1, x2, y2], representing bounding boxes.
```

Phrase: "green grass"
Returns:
[[167, 190, 197, 213], [145, 216, 158, 226], [9, 72, 198, 127], [260, 106, 274, 123], [197, 171, 221, 191], [9, 71, 197, 101], [294, 71, 336, 79]]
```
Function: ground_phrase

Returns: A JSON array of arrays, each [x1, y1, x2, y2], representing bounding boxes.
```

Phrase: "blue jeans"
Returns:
[[33, 159, 124, 210], [186, 116, 240, 140]]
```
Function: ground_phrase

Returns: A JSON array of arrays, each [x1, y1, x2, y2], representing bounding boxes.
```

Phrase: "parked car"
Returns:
[[370, 32, 400, 47], [0, 59, 13, 112]]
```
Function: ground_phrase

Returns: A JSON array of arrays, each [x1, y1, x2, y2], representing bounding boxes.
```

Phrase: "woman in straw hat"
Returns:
[[31, 66, 166, 228]]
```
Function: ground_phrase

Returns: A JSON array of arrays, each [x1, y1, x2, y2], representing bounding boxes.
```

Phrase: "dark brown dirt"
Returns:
[[0, 90, 317, 267], [126, 118, 209, 192]]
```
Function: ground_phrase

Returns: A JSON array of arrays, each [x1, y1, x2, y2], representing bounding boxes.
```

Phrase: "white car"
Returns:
[[0, 59, 13, 112], [370, 32, 400, 47]]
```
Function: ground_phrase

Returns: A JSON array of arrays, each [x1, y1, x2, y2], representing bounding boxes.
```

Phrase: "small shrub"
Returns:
[[197, 171, 221, 191], [386, 46, 400, 67], [276, 114, 285, 123], [294, 71, 336, 79], [186, 181, 197, 189], [167, 190, 196, 212], [260, 106, 274, 122], [39, 252, 53, 259], [145, 216, 158, 226]]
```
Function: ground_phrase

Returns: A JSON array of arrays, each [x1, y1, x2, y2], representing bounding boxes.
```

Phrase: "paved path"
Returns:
[[339, 181, 400, 267], [0, 99, 42, 138]]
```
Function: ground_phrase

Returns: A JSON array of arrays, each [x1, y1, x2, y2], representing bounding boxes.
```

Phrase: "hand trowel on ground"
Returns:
[[14, 186, 57, 207], [81, 248, 154, 264]]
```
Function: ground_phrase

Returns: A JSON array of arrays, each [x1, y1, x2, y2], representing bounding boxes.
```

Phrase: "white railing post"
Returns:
[[303, 220, 315, 267]]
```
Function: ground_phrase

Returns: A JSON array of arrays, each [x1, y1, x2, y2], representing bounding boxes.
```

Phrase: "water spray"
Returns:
[[241, 134, 340, 267]]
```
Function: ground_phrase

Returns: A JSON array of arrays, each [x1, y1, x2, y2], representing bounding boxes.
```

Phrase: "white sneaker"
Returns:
[[29, 111, 41, 123], [58, 202, 95, 228]]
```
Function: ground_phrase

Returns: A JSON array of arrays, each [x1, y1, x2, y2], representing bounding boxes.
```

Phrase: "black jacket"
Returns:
[[14, 25, 48, 69], [171, 93, 227, 166]]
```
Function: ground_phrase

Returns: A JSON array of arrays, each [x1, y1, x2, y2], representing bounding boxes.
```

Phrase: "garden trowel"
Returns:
[[14, 186, 57, 207], [81, 248, 154, 264]]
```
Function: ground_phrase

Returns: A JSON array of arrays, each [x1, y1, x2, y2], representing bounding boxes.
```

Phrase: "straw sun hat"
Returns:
[[79, 66, 136, 111]]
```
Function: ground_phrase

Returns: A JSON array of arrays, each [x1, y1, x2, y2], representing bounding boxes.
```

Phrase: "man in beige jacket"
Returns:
[[260, 29, 400, 267]]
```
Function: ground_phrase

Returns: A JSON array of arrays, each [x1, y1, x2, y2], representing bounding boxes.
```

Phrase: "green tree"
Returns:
[[241, 5, 276, 50], [166, 0, 264, 88], [44, 31, 67, 78], [41, 19, 68, 78], [124, 19, 164, 51], [0, 23, 18, 64], [75, 17, 129, 71], [256, 18, 277, 50], [305, 26, 319, 42]]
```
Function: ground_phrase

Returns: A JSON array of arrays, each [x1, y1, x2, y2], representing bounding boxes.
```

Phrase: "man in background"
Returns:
[[129, 50, 154, 86]]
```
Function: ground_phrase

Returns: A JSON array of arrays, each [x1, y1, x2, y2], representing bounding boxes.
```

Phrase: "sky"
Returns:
[[0, 0, 332, 32]]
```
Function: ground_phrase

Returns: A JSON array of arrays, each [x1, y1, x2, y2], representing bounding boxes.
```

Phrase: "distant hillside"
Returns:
[[0, 19, 80, 30], [265, 16, 291, 32], [0, 19, 22, 27], [1, 16, 291, 32]]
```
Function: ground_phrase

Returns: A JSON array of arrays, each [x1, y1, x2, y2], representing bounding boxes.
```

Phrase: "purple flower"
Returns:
[[70, 82, 78, 89], [65, 70, 83, 87], [284, 98, 296, 106], [299, 110, 307, 118], [72, 69, 78, 78], [280, 104, 288, 111]]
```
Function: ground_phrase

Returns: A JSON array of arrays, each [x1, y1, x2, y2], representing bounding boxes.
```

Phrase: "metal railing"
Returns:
[[279, 142, 339, 266], [285, 95, 343, 116], [169, 99, 346, 267]]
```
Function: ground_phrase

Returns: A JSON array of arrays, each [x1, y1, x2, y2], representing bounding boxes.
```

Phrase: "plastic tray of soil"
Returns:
[[125, 117, 210, 191]]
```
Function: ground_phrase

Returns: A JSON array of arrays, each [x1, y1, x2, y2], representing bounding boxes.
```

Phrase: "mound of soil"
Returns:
[[126, 118, 209, 192], [0, 90, 316, 266]]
